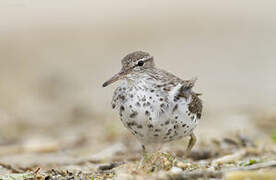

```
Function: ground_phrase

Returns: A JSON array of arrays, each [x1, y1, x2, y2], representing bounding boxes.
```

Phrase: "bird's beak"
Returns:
[[102, 70, 126, 87]]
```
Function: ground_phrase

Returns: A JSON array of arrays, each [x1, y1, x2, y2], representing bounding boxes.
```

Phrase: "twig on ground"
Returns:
[[0, 162, 22, 173], [171, 160, 276, 180], [98, 161, 125, 171]]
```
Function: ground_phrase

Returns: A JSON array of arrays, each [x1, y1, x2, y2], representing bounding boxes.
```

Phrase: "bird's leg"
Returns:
[[138, 145, 147, 168], [186, 133, 197, 156], [142, 145, 147, 158]]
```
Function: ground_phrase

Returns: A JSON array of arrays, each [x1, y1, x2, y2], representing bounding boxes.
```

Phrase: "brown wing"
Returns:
[[181, 77, 197, 90], [188, 92, 203, 119], [149, 68, 196, 87], [178, 78, 202, 119], [147, 68, 203, 119]]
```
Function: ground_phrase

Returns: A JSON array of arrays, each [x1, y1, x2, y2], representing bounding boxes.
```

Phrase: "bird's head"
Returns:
[[102, 51, 154, 87]]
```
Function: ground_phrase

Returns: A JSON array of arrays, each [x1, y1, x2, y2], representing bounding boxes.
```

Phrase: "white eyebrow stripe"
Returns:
[[139, 56, 153, 62]]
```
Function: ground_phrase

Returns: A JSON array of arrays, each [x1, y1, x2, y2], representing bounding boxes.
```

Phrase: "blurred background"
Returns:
[[0, 0, 276, 170]]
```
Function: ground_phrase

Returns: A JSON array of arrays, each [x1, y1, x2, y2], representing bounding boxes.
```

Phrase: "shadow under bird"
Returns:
[[103, 51, 202, 158]]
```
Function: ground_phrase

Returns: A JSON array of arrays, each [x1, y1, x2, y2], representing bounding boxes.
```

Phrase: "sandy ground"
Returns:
[[0, 1, 276, 179]]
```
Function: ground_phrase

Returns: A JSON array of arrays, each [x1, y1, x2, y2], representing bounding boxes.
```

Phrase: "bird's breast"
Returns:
[[111, 81, 199, 144]]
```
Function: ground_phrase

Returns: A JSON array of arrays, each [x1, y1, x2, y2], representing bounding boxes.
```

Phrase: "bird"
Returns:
[[102, 51, 202, 158]]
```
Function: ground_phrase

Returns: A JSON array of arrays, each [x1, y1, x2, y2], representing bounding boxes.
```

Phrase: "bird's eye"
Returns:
[[137, 60, 144, 66]]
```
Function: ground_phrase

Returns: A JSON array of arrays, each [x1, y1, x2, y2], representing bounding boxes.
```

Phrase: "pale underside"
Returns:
[[111, 69, 200, 146]]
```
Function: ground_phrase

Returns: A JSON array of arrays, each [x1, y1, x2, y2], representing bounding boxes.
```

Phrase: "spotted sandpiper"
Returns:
[[103, 51, 202, 156]]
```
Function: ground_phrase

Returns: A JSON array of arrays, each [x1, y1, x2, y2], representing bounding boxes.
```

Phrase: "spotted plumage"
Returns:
[[103, 51, 202, 154]]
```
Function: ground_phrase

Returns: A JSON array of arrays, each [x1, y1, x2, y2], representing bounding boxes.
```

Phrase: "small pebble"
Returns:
[[170, 166, 182, 174]]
